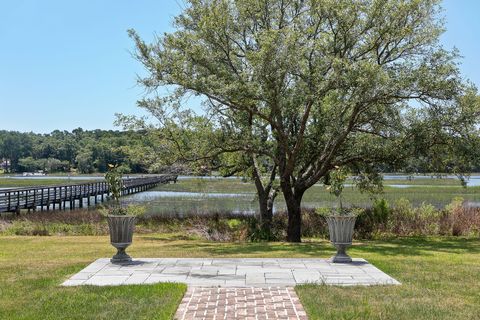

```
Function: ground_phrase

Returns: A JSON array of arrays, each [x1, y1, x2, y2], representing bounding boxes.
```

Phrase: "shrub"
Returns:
[[301, 208, 329, 238], [388, 198, 415, 235], [416, 202, 441, 235], [2, 199, 480, 239], [351, 197, 480, 238], [373, 198, 390, 224], [5, 221, 38, 236], [245, 217, 275, 242], [439, 198, 480, 236], [355, 199, 390, 239]]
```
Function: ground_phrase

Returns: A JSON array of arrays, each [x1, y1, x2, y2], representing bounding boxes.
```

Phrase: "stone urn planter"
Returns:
[[107, 215, 136, 263], [325, 215, 356, 263]]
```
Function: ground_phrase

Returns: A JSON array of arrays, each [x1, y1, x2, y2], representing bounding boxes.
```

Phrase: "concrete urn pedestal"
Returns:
[[325, 215, 356, 263], [107, 215, 136, 263]]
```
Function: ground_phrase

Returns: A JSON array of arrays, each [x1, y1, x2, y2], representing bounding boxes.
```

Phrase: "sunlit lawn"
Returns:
[[296, 237, 480, 320], [0, 235, 479, 319]]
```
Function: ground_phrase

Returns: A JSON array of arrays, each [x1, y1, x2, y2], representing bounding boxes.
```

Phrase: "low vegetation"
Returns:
[[2, 197, 479, 242], [156, 177, 480, 208], [0, 178, 95, 188]]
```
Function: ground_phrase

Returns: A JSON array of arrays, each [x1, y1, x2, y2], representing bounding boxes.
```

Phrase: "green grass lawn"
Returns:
[[0, 235, 479, 319], [296, 237, 480, 320], [0, 235, 187, 320]]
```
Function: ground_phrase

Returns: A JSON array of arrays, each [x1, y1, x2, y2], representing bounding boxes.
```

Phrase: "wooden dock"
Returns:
[[0, 175, 177, 214]]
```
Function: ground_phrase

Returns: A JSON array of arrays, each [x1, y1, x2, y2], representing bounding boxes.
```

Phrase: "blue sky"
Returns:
[[0, 0, 479, 133]]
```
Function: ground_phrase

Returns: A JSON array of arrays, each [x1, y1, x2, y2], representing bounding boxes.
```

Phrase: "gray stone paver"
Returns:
[[62, 258, 400, 287]]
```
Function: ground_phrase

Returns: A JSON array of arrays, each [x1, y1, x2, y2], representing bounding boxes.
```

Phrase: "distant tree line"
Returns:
[[0, 129, 155, 174], [2, 125, 479, 177]]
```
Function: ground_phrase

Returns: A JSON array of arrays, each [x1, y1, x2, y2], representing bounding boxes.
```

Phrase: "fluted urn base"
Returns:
[[331, 243, 352, 263], [326, 215, 356, 263], [110, 243, 132, 263], [107, 215, 136, 263]]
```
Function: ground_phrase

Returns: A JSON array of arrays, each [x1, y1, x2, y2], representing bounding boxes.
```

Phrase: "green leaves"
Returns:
[[105, 164, 123, 203], [130, 0, 478, 239], [325, 166, 349, 199]]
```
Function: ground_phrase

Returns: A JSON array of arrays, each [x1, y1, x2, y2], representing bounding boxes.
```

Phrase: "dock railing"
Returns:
[[0, 175, 177, 213]]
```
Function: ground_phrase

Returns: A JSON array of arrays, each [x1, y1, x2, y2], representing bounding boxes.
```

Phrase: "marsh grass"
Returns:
[[155, 178, 480, 208], [0, 178, 94, 188], [2, 177, 478, 210]]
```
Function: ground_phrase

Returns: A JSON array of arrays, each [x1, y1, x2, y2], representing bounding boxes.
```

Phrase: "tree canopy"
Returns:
[[130, 0, 479, 241]]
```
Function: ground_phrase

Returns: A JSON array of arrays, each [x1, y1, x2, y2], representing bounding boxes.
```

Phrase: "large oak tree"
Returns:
[[130, 0, 477, 242]]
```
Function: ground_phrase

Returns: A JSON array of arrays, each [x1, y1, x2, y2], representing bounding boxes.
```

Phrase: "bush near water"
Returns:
[[1, 198, 479, 240]]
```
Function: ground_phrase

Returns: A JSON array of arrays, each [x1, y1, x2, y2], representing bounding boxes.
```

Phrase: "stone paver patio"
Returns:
[[63, 258, 400, 320], [62, 258, 400, 287]]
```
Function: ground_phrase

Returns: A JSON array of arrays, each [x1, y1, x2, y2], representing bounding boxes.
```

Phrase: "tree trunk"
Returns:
[[251, 156, 277, 240], [286, 194, 303, 242], [257, 192, 274, 237], [282, 184, 304, 243]]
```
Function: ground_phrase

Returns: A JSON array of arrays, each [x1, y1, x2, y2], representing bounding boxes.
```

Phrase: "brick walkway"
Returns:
[[174, 287, 308, 320]]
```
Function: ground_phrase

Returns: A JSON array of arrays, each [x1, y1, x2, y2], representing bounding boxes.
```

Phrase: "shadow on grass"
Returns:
[[352, 237, 480, 257], [141, 234, 197, 241], [141, 236, 334, 257], [141, 235, 480, 257]]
